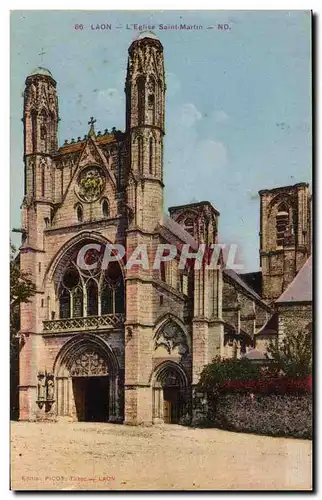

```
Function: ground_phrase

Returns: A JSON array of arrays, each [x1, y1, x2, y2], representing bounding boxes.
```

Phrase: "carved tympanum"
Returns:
[[70, 350, 108, 377]]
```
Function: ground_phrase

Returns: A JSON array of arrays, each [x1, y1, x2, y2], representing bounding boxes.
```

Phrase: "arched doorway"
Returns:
[[152, 362, 189, 424], [54, 334, 122, 423]]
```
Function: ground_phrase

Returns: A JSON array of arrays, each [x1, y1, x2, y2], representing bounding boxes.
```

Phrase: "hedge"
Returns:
[[217, 376, 312, 395], [208, 392, 312, 439]]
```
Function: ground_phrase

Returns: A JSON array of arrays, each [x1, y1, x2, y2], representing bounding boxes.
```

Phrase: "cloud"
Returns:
[[197, 139, 227, 168], [179, 103, 202, 128], [164, 102, 228, 208], [213, 110, 230, 123], [166, 72, 181, 97]]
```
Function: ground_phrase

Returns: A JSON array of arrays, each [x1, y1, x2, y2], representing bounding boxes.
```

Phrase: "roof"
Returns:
[[223, 267, 264, 303], [169, 201, 220, 216], [55, 132, 122, 156], [29, 67, 53, 77], [136, 31, 159, 40], [255, 312, 278, 336], [258, 182, 309, 196], [276, 256, 312, 303], [159, 214, 198, 250], [245, 349, 267, 360]]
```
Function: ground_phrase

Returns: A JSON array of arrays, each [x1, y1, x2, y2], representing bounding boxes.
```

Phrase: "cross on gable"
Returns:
[[88, 117, 97, 127]]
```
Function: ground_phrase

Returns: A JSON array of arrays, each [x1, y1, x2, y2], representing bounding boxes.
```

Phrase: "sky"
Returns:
[[10, 10, 312, 272]]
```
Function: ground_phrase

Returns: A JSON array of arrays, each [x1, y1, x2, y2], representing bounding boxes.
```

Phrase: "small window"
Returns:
[[276, 204, 289, 247], [102, 199, 109, 218], [76, 204, 83, 223], [40, 125, 47, 141]]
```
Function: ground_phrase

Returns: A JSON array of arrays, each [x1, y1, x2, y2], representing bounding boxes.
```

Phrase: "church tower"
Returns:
[[124, 32, 166, 424], [259, 183, 311, 303], [19, 68, 59, 420], [23, 67, 58, 204], [125, 31, 165, 231]]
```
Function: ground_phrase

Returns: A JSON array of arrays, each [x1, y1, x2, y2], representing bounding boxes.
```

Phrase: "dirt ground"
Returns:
[[10, 421, 312, 491]]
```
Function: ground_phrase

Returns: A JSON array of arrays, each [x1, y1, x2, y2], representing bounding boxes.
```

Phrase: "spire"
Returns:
[[88, 116, 96, 138]]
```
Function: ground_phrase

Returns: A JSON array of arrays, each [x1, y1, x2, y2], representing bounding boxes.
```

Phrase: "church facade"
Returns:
[[18, 32, 311, 424]]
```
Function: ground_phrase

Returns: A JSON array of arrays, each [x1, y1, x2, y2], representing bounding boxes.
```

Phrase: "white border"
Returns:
[[3, 3, 318, 498]]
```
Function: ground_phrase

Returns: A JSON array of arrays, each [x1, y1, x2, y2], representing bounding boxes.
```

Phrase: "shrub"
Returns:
[[217, 376, 312, 395], [210, 393, 312, 439], [266, 326, 312, 378], [199, 357, 261, 391]]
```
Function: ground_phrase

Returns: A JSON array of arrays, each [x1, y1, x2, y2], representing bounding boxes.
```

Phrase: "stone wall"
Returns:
[[277, 302, 312, 339]]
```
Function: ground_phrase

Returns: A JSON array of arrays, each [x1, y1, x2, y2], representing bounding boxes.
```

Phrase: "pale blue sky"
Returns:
[[10, 10, 312, 271]]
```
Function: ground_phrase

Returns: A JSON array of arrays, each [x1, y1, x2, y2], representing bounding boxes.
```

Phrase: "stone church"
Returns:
[[18, 32, 312, 425]]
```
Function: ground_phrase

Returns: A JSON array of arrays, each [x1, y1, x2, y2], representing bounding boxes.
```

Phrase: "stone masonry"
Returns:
[[17, 31, 312, 425]]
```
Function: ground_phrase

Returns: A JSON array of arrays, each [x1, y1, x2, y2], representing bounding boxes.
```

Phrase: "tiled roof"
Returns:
[[55, 133, 121, 156], [276, 256, 312, 303]]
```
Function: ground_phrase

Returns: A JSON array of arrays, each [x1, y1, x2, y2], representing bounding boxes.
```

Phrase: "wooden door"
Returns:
[[163, 400, 171, 423]]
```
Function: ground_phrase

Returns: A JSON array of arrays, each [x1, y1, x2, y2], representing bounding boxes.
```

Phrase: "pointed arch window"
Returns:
[[137, 76, 145, 125], [147, 77, 156, 125], [149, 136, 154, 174], [101, 284, 113, 314], [59, 288, 70, 319], [276, 203, 290, 247], [49, 111, 56, 152], [73, 286, 83, 318], [41, 167, 45, 197], [138, 136, 143, 174], [76, 204, 83, 223], [31, 110, 37, 152], [87, 279, 98, 317], [102, 198, 109, 218], [40, 124, 47, 141], [57, 249, 125, 320], [40, 109, 48, 151], [184, 217, 195, 236]]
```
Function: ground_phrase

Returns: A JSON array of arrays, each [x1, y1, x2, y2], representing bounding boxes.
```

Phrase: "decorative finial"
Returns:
[[88, 116, 97, 137]]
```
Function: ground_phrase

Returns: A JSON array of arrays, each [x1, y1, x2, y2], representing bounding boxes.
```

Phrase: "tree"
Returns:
[[10, 243, 36, 340], [266, 324, 312, 378]]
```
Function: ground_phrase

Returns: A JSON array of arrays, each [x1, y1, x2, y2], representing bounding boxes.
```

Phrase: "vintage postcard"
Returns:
[[10, 10, 312, 491]]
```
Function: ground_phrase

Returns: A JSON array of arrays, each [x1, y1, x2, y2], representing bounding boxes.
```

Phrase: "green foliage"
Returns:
[[199, 356, 261, 391], [10, 243, 36, 340], [266, 326, 312, 378]]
